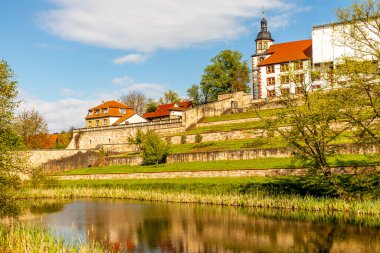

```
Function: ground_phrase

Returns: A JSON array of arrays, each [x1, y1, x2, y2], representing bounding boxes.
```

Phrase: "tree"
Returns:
[[141, 130, 170, 165], [334, 0, 380, 148], [158, 89, 180, 105], [200, 50, 250, 103], [0, 60, 25, 217], [146, 98, 158, 113], [120, 91, 147, 114], [15, 109, 49, 149], [187, 84, 202, 105], [258, 68, 349, 180]]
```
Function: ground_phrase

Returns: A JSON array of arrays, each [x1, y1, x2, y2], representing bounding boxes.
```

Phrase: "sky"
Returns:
[[0, 0, 352, 133]]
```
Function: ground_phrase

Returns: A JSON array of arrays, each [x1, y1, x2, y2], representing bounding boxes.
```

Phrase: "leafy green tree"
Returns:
[[334, 0, 380, 148], [259, 69, 349, 178], [145, 98, 158, 113], [0, 60, 25, 217], [158, 89, 180, 105], [141, 130, 170, 165], [187, 84, 202, 105], [200, 50, 250, 103], [15, 109, 49, 149]]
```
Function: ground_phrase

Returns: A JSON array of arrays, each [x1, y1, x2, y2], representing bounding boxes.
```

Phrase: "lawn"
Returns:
[[56, 154, 380, 175]]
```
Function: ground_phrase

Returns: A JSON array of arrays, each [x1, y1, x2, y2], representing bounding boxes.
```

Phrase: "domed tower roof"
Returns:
[[255, 18, 274, 42]]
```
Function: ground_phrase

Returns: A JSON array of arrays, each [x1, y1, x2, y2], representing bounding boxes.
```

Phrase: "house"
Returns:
[[252, 18, 313, 99], [85, 100, 147, 128], [143, 101, 193, 121]]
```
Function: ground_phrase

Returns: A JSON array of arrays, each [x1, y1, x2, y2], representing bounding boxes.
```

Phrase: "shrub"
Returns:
[[192, 142, 215, 149], [241, 138, 265, 149], [195, 134, 203, 143], [142, 130, 171, 165], [180, 135, 187, 144]]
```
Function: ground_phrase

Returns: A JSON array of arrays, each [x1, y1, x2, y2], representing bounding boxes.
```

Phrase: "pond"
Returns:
[[21, 199, 380, 252]]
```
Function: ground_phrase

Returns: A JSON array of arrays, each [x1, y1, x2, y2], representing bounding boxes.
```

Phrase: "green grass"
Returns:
[[182, 120, 267, 135], [24, 176, 380, 215], [200, 107, 287, 123], [55, 154, 380, 176]]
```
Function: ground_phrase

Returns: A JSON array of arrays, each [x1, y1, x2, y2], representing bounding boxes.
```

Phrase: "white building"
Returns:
[[252, 18, 313, 99]]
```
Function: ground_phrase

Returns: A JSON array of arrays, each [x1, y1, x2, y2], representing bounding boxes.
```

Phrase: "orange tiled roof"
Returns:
[[86, 100, 133, 120], [143, 101, 192, 119], [258, 39, 312, 66], [112, 112, 137, 126]]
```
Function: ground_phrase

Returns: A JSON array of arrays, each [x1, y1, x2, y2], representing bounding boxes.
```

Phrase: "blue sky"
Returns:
[[0, 0, 352, 132]]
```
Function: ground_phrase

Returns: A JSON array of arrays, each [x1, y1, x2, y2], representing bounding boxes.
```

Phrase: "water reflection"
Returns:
[[22, 199, 380, 252]]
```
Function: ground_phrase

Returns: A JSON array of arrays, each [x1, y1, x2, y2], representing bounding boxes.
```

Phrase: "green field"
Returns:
[[56, 154, 380, 176]]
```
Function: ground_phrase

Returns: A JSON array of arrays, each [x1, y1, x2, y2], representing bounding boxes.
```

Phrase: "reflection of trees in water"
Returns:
[[34, 200, 380, 252]]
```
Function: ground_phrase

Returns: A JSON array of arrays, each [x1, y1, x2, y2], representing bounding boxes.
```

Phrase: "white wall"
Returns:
[[120, 114, 147, 124]]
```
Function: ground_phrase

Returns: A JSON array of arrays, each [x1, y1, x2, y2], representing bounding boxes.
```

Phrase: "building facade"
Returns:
[[143, 101, 193, 121], [85, 100, 146, 128], [252, 18, 313, 99]]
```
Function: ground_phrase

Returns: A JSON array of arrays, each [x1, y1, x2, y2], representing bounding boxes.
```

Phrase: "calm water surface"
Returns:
[[22, 199, 380, 252]]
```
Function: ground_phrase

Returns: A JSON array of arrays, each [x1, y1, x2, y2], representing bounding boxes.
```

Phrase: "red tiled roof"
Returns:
[[86, 100, 134, 120], [112, 112, 136, 126], [143, 101, 192, 119], [258, 39, 312, 66]]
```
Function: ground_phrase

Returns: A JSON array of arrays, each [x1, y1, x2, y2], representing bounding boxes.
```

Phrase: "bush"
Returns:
[[241, 138, 265, 149], [180, 135, 187, 144], [195, 134, 202, 143], [192, 142, 215, 149], [142, 130, 171, 165]]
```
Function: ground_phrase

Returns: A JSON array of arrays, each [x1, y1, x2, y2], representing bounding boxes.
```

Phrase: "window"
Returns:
[[96, 109, 100, 115], [281, 75, 290, 84], [103, 108, 108, 114], [267, 77, 275, 86], [120, 109, 126, 114], [264, 42, 268, 50], [88, 120, 92, 127], [294, 61, 303, 70], [312, 84, 322, 90], [258, 42, 262, 50], [103, 119, 107, 125], [294, 74, 304, 83], [96, 120, 99, 126], [267, 89, 276, 98], [281, 88, 290, 96], [280, 63, 289, 72], [88, 110, 93, 116], [266, 65, 275, 74]]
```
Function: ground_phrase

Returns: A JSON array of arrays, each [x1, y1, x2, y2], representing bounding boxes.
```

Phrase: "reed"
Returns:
[[24, 185, 380, 215], [0, 223, 104, 253]]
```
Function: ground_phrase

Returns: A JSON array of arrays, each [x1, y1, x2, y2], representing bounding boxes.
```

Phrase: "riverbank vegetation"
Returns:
[[23, 175, 380, 215], [0, 223, 104, 253]]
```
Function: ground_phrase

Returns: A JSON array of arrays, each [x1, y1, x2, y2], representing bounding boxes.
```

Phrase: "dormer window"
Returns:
[[88, 110, 93, 116], [103, 108, 108, 114], [96, 109, 100, 115], [120, 109, 126, 114]]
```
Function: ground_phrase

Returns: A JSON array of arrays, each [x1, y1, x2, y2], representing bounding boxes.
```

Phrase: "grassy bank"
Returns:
[[23, 176, 380, 215], [56, 154, 380, 175], [0, 223, 104, 253]]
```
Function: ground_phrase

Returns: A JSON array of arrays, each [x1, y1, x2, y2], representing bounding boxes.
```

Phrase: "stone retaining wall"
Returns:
[[55, 166, 370, 180]]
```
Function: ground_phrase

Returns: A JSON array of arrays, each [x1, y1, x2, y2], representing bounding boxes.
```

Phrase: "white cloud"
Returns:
[[17, 76, 166, 132], [17, 90, 97, 133], [111, 76, 165, 99], [40, 0, 299, 52], [59, 88, 75, 96], [113, 53, 150, 64]]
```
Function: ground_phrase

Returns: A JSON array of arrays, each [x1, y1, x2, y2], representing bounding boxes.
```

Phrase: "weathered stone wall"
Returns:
[[67, 121, 184, 150], [182, 92, 252, 129], [30, 150, 99, 174], [105, 156, 143, 166], [167, 148, 291, 163]]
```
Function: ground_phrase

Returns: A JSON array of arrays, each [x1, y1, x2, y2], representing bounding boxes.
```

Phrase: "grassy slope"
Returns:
[[57, 154, 380, 175], [200, 108, 286, 123]]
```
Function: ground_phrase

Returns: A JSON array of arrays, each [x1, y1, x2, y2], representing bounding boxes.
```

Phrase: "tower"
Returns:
[[255, 18, 274, 55]]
